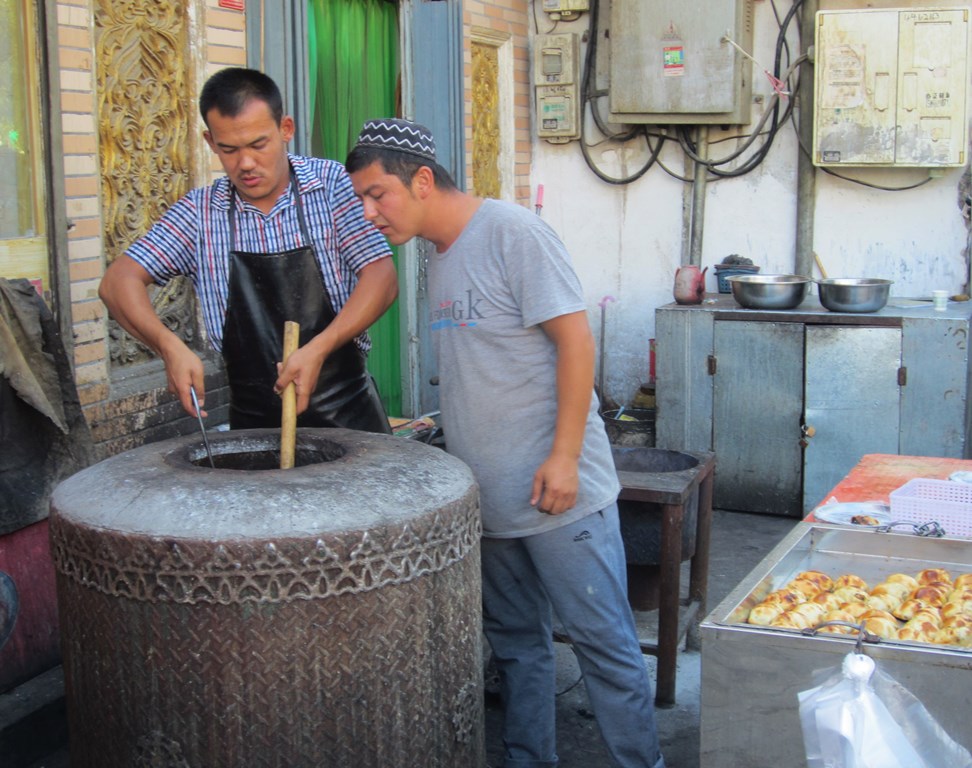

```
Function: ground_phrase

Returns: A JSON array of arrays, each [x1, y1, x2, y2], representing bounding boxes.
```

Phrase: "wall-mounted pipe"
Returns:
[[795, 0, 819, 277]]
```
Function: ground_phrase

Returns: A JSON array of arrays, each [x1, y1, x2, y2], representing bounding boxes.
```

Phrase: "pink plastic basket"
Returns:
[[889, 478, 972, 537]]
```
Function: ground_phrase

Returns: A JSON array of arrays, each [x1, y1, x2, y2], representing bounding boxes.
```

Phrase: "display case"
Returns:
[[699, 523, 972, 768]]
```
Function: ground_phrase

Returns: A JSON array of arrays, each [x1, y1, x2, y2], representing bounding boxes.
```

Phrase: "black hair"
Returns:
[[199, 68, 284, 127], [345, 145, 458, 192]]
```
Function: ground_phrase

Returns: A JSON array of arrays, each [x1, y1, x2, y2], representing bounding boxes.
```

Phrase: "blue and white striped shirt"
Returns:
[[126, 154, 392, 353]]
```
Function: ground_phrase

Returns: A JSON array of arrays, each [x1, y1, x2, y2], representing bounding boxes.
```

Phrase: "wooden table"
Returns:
[[806, 453, 972, 520]]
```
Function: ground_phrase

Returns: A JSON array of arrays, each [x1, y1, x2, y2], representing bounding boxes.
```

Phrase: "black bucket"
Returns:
[[602, 408, 656, 447]]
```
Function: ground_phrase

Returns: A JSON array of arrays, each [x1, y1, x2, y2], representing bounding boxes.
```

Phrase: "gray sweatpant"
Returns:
[[481, 503, 666, 768]]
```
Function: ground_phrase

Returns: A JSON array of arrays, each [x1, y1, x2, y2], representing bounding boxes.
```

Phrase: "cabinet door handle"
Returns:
[[707, 355, 717, 375], [898, 366, 907, 386]]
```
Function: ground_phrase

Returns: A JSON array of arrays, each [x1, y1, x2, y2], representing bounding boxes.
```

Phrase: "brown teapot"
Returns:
[[673, 265, 707, 305]]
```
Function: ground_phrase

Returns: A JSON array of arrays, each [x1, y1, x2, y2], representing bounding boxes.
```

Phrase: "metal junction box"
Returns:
[[813, 8, 971, 167], [609, 0, 755, 125]]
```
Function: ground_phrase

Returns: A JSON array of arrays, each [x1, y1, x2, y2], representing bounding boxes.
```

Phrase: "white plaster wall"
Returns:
[[530, 0, 972, 407]]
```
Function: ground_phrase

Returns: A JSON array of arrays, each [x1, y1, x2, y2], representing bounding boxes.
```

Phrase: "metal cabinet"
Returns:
[[656, 296, 972, 516]]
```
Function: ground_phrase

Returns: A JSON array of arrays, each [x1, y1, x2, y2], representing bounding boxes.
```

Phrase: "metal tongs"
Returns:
[[189, 385, 216, 468]]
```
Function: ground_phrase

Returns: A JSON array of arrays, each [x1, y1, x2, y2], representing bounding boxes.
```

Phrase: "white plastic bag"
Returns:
[[798, 652, 972, 768]]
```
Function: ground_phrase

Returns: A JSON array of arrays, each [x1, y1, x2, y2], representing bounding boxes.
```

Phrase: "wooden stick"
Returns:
[[280, 321, 300, 469]]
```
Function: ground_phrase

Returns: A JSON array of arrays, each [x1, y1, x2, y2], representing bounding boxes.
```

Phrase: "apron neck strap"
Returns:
[[227, 163, 313, 254]]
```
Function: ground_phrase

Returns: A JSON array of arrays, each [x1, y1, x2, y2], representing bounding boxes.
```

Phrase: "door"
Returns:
[[713, 320, 805, 516], [0, 0, 50, 297], [802, 325, 901, 512]]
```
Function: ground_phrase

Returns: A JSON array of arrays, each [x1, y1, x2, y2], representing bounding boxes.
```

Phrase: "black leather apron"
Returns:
[[221, 170, 390, 433]]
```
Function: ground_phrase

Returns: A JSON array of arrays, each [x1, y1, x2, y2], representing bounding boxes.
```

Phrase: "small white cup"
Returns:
[[933, 290, 949, 311]]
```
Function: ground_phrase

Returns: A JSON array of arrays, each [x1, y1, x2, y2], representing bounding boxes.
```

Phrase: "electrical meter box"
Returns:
[[535, 33, 580, 142], [541, 0, 589, 14], [813, 8, 971, 167], [608, 0, 755, 125]]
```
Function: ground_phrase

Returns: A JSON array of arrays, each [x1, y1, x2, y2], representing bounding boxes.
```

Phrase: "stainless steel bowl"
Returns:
[[727, 274, 812, 310], [817, 278, 892, 313]]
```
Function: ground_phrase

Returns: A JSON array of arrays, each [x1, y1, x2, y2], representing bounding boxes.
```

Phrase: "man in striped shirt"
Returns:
[[99, 68, 397, 432]]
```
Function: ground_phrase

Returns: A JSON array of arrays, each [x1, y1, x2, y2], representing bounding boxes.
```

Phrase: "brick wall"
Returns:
[[463, 0, 533, 206], [56, 0, 245, 459]]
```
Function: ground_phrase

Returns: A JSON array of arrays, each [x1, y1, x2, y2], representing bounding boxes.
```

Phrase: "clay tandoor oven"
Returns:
[[49, 428, 484, 768]]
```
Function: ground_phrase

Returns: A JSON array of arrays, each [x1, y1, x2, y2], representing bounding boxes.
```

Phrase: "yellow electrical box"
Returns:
[[813, 8, 970, 167]]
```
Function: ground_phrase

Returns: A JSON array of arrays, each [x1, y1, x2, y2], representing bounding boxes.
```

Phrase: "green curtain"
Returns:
[[308, 0, 402, 416]]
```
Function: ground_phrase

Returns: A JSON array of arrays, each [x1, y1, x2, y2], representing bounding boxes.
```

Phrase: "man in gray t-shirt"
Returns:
[[347, 119, 665, 768]]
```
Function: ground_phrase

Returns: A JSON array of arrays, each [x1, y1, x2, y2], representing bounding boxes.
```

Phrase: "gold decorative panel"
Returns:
[[96, 1, 199, 365], [471, 41, 501, 200]]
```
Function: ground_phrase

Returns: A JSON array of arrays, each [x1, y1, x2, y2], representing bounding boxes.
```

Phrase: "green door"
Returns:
[[308, 0, 402, 416]]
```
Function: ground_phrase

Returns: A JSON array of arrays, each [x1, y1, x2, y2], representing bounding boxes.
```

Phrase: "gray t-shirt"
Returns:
[[428, 199, 620, 538]]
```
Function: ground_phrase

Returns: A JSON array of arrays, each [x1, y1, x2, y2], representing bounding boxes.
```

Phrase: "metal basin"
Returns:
[[817, 277, 892, 313], [727, 274, 811, 310]]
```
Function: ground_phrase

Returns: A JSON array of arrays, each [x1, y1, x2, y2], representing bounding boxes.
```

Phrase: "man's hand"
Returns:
[[99, 255, 207, 418], [273, 343, 325, 415], [531, 451, 580, 515]]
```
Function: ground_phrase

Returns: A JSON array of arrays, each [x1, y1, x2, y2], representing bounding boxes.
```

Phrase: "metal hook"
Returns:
[[801, 620, 881, 653], [873, 520, 946, 537]]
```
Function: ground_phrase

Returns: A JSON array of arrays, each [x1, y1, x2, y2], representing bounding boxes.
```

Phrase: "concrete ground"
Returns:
[[10, 508, 796, 768]]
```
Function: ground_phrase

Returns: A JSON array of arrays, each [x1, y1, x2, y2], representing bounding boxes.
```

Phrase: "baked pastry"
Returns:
[[940, 599, 972, 622], [771, 609, 814, 630], [851, 514, 880, 525], [866, 592, 904, 613], [910, 607, 943, 627], [790, 601, 828, 626], [898, 620, 941, 644], [912, 584, 951, 607], [832, 586, 869, 605], [840, 602, 871, 619], [952, 573, 972, 590], [947, 586, 972, 603], [937, 623, 972, 647], [763, 588, 807, 609], [788, 578, 823, 599], [917, 568, 952, 586], [818, 609, 860, 635], [796, 570, 834, 592], [862, 615, 899, 639], [892, 598, 934, 622], [942, 614, 972, 630], [871, 582, 911, 600], [833, 574, 869, 591], [747, 602, 785, 626], [810, 592, 841, 612], [885, 573, 920, 592]]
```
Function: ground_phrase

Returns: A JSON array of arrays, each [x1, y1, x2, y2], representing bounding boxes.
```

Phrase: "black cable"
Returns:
[[575, 0, 663, 184]]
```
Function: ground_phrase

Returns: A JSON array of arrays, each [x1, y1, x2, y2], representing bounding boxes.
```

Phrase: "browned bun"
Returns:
[[818, 609, 859, 635], [833, 574, 869, 591], [841, 602, 870, 619], [952, 573, 972, 590], [892, 598, 934, 622], [763, 588, 807, 609], [862, 615, 899, 639], [885, 573, 919, 592], [899, 620, 941, 643], [912, 584, 951, 607], [937, 623, 972, 647], [941, 599, 972, 622], [747, 602, 785, 626], [810, 592, 841, 612], [796, 570, 834, 592], [870, 582, 911, 600], [917, 568, 952, 586], [787, 578, 822, 599], [866, 592, 904, 613], [832, 586, 869, 605]]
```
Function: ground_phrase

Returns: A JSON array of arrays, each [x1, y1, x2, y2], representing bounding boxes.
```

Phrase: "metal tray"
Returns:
[[700, 522, 972, 768]]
